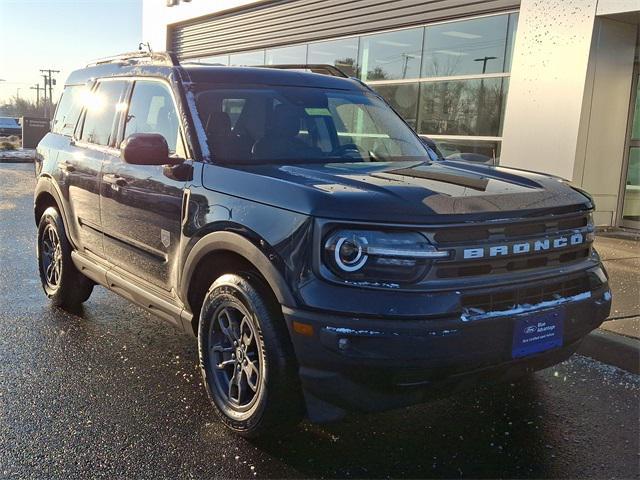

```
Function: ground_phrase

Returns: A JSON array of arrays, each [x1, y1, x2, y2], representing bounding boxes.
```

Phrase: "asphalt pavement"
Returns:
[[595, 233, 640, 339], [1, 163, 639, 479]]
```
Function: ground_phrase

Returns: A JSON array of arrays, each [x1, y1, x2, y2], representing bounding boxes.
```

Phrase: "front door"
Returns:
[[620, 40, 640, 229], [101, 79, 189, 292], [61, 79, 128, 258]]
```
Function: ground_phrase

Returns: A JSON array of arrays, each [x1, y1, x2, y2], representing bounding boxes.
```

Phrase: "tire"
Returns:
[[198, 273, 304, 437], [37, 207, 94, 309]]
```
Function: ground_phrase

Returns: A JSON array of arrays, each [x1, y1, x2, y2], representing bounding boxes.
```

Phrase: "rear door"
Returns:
[[100, 78, 189, 292], [57, 79, 128, 258]]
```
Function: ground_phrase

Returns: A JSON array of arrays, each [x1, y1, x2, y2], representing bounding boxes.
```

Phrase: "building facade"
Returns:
[[143, 0, 640, 228]]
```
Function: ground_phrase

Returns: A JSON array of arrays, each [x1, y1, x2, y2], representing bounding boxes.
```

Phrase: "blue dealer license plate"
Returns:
[[512, 309, 564, 359]]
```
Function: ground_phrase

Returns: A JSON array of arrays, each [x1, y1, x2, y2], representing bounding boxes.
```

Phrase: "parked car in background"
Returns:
[[34, 52, 611, 437], [0, 117, 21, 137]]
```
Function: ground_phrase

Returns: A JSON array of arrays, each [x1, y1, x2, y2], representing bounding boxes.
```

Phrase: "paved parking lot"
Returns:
[[1, 163, 638, 479]]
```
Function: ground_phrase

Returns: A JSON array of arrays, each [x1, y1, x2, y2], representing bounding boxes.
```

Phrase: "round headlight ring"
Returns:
[[334, 236, 368, 272]]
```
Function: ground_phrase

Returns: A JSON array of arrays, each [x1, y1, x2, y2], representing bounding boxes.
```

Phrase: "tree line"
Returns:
[[0, 96, 53, 119]]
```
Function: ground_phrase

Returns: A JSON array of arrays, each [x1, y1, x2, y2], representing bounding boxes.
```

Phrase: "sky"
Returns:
[[0, 0, 142, 104]]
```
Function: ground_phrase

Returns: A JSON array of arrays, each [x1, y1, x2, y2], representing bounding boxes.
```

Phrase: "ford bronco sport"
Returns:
[[34, 52, 611, 436]]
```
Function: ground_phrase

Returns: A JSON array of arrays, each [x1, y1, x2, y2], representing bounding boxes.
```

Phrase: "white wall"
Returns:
[[142, 0, 261, 51], [500, 0, 598, 180]]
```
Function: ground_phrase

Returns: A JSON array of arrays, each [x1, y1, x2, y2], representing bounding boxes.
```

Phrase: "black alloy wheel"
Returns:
[[209, 302, 263, 411], [40, 222, 62, 291], [198, 273, 304, 436], [36, 207, 94, 308]]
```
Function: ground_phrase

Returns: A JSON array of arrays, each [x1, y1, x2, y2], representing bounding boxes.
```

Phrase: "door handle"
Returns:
[[58, 161, 75, 172], [103, 174, 127, 187]]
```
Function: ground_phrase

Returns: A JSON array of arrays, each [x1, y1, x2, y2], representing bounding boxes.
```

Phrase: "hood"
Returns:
[[201, 160, 592, 224]]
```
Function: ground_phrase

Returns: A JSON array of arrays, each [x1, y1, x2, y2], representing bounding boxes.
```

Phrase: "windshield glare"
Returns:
[[194, 85, 428, 165]]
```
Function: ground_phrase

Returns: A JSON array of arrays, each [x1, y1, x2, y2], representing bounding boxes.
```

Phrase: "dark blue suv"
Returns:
[[34, 52, 611, 436]]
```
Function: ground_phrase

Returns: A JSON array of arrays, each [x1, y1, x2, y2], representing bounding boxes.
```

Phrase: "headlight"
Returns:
[[323, 229, 448, 284]]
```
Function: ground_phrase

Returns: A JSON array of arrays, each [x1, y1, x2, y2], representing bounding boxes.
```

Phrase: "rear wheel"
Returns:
[[37, 207, 94, 309], [198, 273, 303, 437]]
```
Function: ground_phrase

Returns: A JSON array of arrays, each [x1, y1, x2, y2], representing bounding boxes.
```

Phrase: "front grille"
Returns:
[[433, 214, 588, 246], [430, 213, 592, 279], [462, 276, 590, 313]]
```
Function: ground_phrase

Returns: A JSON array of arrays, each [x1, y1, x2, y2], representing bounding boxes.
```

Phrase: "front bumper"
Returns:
[[283, 270, 611, 422]]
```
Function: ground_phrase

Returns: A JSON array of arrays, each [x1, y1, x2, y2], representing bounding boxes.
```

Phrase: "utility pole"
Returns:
[[40, 69, 59, 119], [30, 84, 41, 109], [474, 56, 498, 75], [473, 56, 498, 135], [400, 53, 418, 79], [41, 74, 49, 118]]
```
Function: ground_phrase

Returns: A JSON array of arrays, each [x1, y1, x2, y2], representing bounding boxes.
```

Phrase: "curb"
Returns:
[[578, 329, 640, 374]]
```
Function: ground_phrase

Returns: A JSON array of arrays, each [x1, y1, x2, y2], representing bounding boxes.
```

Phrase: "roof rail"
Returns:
[[86, 51, 180, 68], [257, 64, 349, 78]]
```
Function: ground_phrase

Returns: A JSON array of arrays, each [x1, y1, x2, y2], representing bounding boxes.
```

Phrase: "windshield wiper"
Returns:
[[367, 150, 389, 162]]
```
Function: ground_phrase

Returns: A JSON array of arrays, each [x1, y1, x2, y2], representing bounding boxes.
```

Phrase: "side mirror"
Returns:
[[121, 133, 172, 166]]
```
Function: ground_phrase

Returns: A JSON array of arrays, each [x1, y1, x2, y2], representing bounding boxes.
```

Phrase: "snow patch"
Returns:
[[183, 87, 211, 163], [343, 280, 401, 289], [427, 329, 458, 337], [461, 291, 592, 322], [326, 326, 385, 336]]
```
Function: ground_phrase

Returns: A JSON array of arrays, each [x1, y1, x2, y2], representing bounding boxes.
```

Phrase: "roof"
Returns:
[[181, 65, 364, 90], [64, 52, 365, 92]]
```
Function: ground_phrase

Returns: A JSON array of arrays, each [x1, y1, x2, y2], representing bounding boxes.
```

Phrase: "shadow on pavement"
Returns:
[[249, 380, 551, 479]]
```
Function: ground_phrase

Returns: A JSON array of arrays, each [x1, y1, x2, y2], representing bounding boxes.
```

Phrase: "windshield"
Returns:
[[194, 84, 430, 165]]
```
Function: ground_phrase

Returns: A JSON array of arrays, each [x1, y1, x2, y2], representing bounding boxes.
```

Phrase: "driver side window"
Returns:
[[124, 80, 181, 154]]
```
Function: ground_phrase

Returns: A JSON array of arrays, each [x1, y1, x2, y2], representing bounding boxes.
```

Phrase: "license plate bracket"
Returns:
[[512, 308, 564, 359]]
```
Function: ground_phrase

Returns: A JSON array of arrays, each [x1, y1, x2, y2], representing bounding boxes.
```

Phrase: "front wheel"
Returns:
[[198, 273, 304, 437], [37, 207, 94, 309]]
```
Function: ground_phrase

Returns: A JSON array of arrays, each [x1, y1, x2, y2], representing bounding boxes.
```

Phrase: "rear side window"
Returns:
[[221, 98, 246, 128], [52, 86, 85, 136], [80, 80, 127, 146], [124, 80, 180, 153]]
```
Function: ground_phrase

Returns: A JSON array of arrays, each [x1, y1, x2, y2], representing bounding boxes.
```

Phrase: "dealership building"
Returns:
[[143, 0, 640, 229]]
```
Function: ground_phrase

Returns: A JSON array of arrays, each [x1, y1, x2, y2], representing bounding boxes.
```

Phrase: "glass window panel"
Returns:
[[359, 28, 424, 81], [422, 15, 509, 77], [373, 83, 419, 129], [632, 80, 640, 140], [499, 77, 509, 134], [52, 85, 86, 136], [194, 85, 426, 164], [124, 80, 180, 153], [229, 50, 265, 66], [80, 80, 127, 146], [431, 138, 500, 165], [504, 13, 519, 72], [308, 38, 360, 77], [265, 45, 307, 65], [198, 55, 229, 65], [417, 78, 506, 137], [221, 98, 247, 129], [622, 148, 640, 222]]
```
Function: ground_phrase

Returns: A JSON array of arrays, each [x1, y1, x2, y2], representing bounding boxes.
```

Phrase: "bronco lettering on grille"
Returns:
[[463, 233, 584, 259]]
